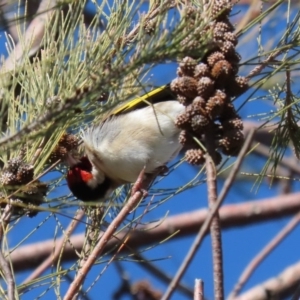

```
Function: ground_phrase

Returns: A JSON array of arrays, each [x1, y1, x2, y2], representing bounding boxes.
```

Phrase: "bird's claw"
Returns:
[[155, 165, 169, 176]]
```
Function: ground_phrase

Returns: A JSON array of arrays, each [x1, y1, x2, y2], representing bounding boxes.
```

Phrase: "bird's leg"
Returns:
[[131, 167, 148, 197], [131, 165, 169, 197], [155, 165, 170, 176]]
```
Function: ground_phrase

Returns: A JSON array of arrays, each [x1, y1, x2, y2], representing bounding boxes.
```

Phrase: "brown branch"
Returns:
[[63, 171, 146, 300], [194, 279, 204, 300], [8, 190, 300, 273], [235, 261, 300, 300], [229, 210, 300, 299], [235, 0, 261, 33], [247, 48, 282, 79], [207, 159, 223, 300], [0, 0, 58, 75], [0, 205, 15, 300], [205, 129, 224, 300]]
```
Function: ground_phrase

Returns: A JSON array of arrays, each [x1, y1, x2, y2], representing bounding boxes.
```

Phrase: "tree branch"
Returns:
[[7, 191, 300, 273]]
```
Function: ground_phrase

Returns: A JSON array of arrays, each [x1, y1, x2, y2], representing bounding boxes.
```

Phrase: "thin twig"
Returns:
[[133, 252, 194, 298], [22, 209, 85, 285], [247, 49, 282, 79], [161, 129, 255, 300], [228, 210, 300, 299], [205, 129, 224, 300], [31, 138, 47, 165], [0, 205, 15, 300], [63, 171, 146, 300], [194, 279, 204, 300]]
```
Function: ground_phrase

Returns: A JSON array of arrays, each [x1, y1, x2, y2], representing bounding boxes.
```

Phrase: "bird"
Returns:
[[66, 85, 185, 201]]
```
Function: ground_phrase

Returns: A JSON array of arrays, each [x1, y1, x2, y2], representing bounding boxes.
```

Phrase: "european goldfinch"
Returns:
[[66, 85, 184, 201]]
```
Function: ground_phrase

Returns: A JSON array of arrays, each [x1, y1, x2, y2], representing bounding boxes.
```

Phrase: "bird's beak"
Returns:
[[65, 153, 80, 167]]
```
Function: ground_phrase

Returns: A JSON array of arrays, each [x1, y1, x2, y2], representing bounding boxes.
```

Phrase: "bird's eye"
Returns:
[[78, 156, 92, 171]]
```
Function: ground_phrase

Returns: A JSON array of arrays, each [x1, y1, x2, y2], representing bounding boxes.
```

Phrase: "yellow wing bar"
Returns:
[[112, 84, 173, 115]]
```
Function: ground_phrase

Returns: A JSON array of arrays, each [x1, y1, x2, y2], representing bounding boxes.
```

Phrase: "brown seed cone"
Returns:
[[175, 112, 191, 129], [7, 157, 23, 174], [194, 63, 210, 79], [185, 149, 206, 165], [192, 96, 207, 113], [222, 117, 243, 131], [59, 133, 79, 151], [16, 164, 34, 184], [214, 21, 234, 36], [210, 59, 233, 80], [49, 146, 68, 162], [177, 68, 184, 77], [178, 57, 197, 77], [171, 76, 198, 99], [197, 77, 215, 99], [220, 41, 236, 56], [212, 0, 232, 21], [179, 130, 189, 145], [206, 51, 225, 67], [65, 134, 79, 150], [0, 171, 17, 185], [179, 130, 200, 149], [219, 129, 244, 156], [190, 114, 210, 133], [224, 32, 238, 46], [176, 94, 190, 106], [183, 5, 198, 19], [185, 104, 198, 118], [206, 90, 227, 119]]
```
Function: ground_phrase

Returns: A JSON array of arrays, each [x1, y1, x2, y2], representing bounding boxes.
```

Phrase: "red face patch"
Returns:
[[79, 169, 93, 182], [66, 156, 93, 185]]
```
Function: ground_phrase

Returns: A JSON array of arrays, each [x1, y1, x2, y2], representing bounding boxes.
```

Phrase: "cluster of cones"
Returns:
[[172, 0, 248, 165], [0, 157, 47, 217]]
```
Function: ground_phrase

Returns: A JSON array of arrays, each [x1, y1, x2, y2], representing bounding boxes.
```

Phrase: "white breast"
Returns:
[[82, 101, 185, 183]]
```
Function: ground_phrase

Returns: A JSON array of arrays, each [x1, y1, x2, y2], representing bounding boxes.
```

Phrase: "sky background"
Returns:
[[0, 1, 299, 300]]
